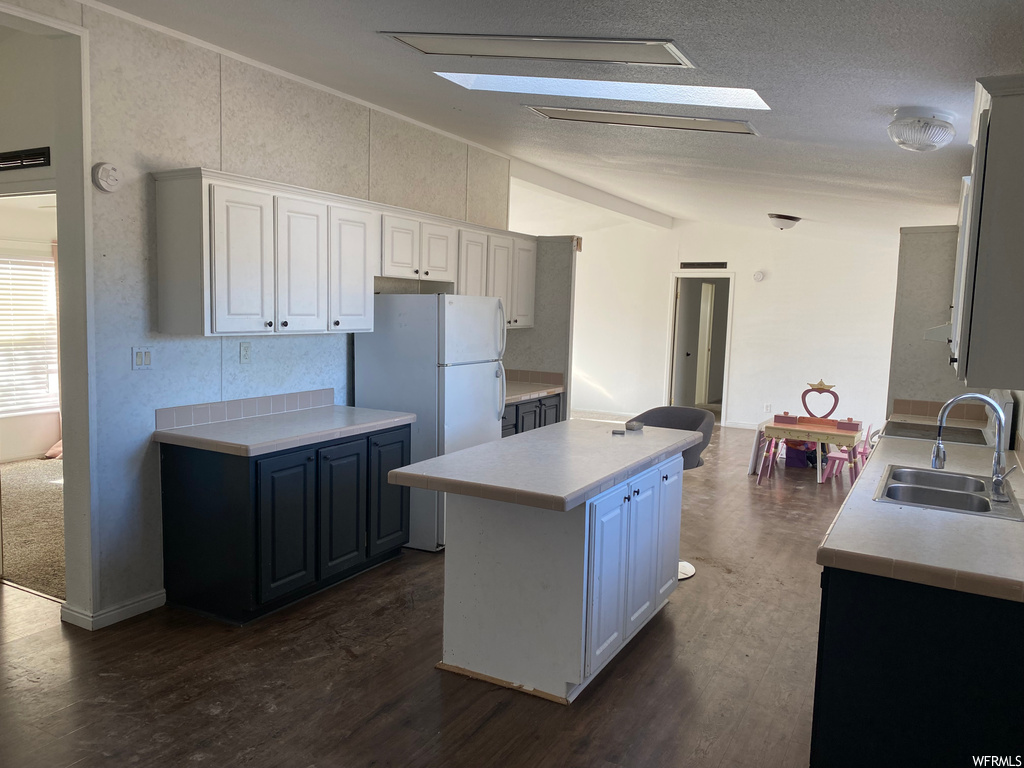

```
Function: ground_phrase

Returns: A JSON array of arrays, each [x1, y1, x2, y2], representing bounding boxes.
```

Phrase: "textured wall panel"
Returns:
[[467, 146, 509, 230]]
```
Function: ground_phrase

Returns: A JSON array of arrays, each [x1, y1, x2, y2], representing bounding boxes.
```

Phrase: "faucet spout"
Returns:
[[935, 393, 1010, 501]]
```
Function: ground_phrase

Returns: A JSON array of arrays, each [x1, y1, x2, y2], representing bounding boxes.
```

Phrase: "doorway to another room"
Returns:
[[0, 193, 64, 600], [669, 275, 732, 423]]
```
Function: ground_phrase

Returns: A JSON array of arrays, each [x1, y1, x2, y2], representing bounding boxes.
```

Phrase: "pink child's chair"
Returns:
[[822, 424, 873, 483]]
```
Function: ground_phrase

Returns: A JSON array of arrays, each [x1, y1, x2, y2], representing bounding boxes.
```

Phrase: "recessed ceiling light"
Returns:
[[527, 106, 758, 134], [386, 33, 693, 67], [436, 73, 770, 110]]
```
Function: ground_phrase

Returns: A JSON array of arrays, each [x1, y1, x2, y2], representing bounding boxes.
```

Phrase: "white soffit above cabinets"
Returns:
[[436, 73, 771, 110], [385, 33, 694, 67], [527, 106, 758, 135]]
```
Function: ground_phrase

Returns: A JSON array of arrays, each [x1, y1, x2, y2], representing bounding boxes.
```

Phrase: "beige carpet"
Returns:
[[1, 458, 64, 599]]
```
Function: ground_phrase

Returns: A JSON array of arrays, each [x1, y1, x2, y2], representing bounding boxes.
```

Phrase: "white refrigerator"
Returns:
[[355, 294, 506, 551]]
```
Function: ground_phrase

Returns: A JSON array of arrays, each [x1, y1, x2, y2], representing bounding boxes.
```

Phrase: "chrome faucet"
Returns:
[[932, 393, 1016, 503]]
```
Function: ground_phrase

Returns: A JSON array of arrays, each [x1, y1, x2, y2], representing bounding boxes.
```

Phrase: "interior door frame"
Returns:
[[663, 270, 735, 424], [0, 2, 96, 621], [694, 281, 716, 405]]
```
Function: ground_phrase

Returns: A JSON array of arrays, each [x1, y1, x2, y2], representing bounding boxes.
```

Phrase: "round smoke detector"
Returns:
[[887, 107, 956, 152]]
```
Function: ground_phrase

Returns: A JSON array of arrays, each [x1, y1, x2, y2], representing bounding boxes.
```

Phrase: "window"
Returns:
[[0, 255, 59, 416]]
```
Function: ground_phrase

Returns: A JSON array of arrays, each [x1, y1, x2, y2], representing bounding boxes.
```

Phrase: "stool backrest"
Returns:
[[632, 406, 715, 470]]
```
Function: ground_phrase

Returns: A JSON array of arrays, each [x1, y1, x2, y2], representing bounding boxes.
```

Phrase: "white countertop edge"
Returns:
[[152, 408, 416, 457], [390, 433, 700, 512]]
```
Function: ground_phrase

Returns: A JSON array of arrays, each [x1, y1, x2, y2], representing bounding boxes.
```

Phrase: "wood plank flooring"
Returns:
[[0, 426, 855, 768]]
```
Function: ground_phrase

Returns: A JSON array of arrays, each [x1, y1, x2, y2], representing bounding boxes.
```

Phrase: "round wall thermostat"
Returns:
[[92, 163, 120, 193], [753, 270, 765, 282]]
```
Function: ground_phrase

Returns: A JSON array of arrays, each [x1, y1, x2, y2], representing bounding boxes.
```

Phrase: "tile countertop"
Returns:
[[504, 381, 565, 404], [818, 435, 1024, 602], [152, 406, 416, 457], [389, 419, 701, 512]]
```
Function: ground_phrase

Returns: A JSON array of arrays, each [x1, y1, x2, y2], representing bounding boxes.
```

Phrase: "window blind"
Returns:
[[0, 256, 59, 416]]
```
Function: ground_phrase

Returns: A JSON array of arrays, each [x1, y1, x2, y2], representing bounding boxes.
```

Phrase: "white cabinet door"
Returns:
[[329, 205, 379, 333], [586, 485, 630, 677], [458, 230, 488, 296], [625, 468, 661, 638], [276, 196, 328, 333], [655, 456, 683, 601], [487, 235, 514, 324], [211, 184, 275, 334], [382, 215, 420, 278], [510, 237, 536, 328], [421, 222, 458, 282]]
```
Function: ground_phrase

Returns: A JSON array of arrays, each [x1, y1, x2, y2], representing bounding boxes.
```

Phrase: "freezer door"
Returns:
[[438, 295, 504, 365], [439, 361, 504, 454]]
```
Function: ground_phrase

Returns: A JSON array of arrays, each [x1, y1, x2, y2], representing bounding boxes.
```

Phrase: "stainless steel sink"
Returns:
[[881, 421, 988, 445], [874, 464, 1023, 522], [883, 484, 992, 513], [889, 467, 986, 493]]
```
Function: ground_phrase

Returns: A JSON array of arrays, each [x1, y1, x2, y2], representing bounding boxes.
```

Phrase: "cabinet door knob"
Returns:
[[424, 271, 429, 276], [265, 320, 273, 327], [633, 488, 640, 496], [949, 356, 958, 365], [333, 320, 340, 327], [281, 320, 289, 328], [413, 269, 419, 274], [623, 495, 630, 503], [307, 456, 313, 461], [513, 319, 518, 324], [662, 474, 669, 481]]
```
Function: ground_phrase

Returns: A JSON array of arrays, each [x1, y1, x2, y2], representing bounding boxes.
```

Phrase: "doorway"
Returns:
[[669, 276, 732, 421], [0, 193, 64, 600]]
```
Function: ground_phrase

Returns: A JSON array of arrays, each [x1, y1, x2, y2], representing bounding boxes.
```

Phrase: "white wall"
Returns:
[[0, 412, 60, 461], [510, 178, 953, 433]]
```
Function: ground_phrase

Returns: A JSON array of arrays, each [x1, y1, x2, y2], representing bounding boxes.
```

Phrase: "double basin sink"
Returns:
[[874, 465, 1023, 522]]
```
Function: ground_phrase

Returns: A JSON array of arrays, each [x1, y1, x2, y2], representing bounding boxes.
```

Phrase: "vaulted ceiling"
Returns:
[[94, 0, 1024, 232]]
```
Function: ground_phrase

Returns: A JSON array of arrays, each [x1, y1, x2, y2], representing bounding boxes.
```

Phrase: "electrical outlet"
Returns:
[[132, 346, 152, 370], [764, 403, 772, 413], [239, 342, 252, 365]]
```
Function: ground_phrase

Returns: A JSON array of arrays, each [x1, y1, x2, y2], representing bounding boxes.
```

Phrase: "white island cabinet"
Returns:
[[388, 419, 698, 703]]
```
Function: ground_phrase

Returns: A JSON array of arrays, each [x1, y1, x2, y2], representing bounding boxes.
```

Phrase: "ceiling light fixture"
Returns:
[[768, 213, 800, 230], [887, 107, 956, 152], [436, 73, 770, 110], [386, 33, 693, 67], [527, 106, 758, 134]]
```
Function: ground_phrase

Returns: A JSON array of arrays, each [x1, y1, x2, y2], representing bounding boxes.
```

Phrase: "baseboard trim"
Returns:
[[724, 420, 759, 430], [60, 590, 166, 630]]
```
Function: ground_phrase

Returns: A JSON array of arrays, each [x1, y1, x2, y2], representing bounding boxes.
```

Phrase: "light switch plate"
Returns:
[[132, 346, 152, 370]]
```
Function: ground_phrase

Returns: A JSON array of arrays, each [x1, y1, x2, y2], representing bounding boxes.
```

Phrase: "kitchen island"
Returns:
[[811, 432, 1024, 766], [389, 419, 701, 703]]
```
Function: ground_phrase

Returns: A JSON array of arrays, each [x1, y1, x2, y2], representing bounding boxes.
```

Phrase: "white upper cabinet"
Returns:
[[458, 230, 488, 297], [382, 216, 457, 283], [420, 222, 458, 282], [329, 206, 379, 333], [211, 184, 276, 334], [487, 235, 513, 321], [276, 196, 328, 333], [382, 215, 420, 279], [510, 237, 537, 328]]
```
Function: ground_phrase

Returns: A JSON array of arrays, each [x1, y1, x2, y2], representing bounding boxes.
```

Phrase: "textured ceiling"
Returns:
[[90, 0, 1024, 232]]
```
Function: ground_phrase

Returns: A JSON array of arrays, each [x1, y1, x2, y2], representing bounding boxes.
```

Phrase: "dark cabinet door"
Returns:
[[257, 450, 317, 603], [517, 401, 542, 432], [503, 405, 520, 436], [540, 394, 562, 427], [318, 438, 368, 579], [369, 428, 411, 556]]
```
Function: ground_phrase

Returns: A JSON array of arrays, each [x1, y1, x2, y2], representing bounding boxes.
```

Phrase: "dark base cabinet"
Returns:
[[810, 567, 1024, 767], [503, 393, 563, 438], [161, 425, 410, 624]]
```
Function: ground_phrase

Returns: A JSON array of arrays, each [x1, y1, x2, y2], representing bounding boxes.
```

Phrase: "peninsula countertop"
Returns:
[[152, 405, 416, 457], [389, 418, 700, 511], [818, 435, 1024, 602]]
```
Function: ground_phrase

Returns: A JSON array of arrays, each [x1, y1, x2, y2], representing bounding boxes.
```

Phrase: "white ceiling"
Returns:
[[91, 0, 1024, 232]]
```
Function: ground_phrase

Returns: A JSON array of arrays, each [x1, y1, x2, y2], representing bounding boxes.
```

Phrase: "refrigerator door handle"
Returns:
[[497, 361, 506, 420], [498, 299, 507, 358]]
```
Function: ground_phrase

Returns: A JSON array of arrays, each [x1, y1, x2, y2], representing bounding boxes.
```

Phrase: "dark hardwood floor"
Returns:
[[0, 426, 855, 768]]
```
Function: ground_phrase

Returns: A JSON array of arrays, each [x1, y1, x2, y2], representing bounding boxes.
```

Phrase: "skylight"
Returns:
[[436, 73, 770, 110]]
